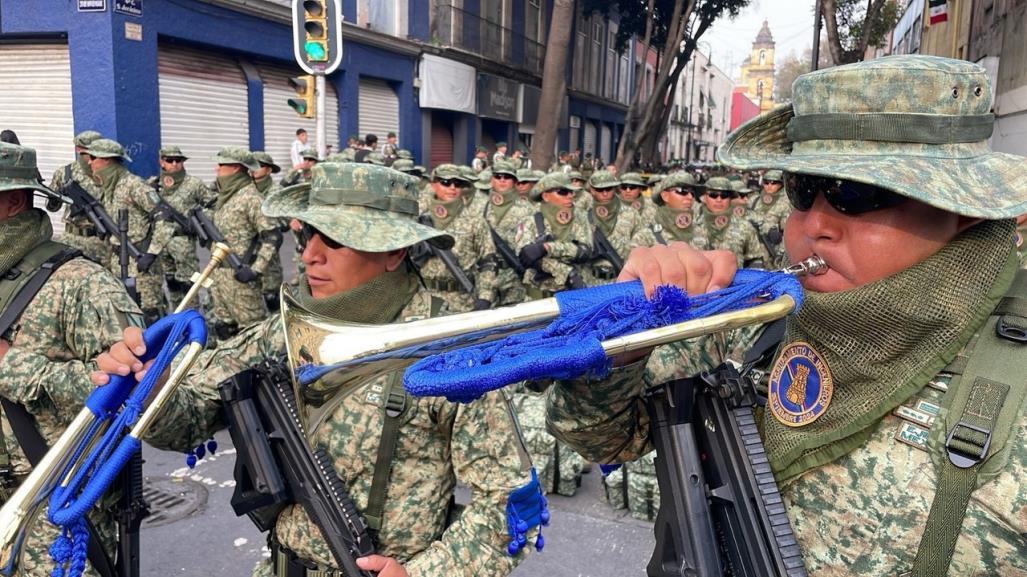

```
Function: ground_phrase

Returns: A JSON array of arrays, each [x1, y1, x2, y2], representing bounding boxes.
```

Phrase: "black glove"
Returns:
[[572, 242, 594, 263], [567, 271, 585, 290], [135, 253, 157, 273], [234, 266, 259, 283], [472, 298, 492, 311], [518, 241, 547, 270], [765, 227, 783, 246]]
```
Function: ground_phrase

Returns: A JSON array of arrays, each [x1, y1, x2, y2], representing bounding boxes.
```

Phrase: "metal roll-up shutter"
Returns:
[[159, 47, 249, 185], [600, 124, 612, 163], [429, 113, 454, 169], [583, 121, 597, 157], [358, 78, 400, 144], [259, 64, 339, 169], [0, 45, 75, 234]]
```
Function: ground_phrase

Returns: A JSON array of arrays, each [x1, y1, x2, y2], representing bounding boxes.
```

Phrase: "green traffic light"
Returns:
[[304, 41, 328, 61], [288, 99, 308, 115]]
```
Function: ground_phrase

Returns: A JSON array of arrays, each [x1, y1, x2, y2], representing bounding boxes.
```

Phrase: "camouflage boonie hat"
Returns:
[[396, 149, 413, 160], [763, 169, 784, 183], [567, 171, 583, 182], [0, 143, 71, 205], [588, 170, 620, 189], [704, 176, 735, 193], [431, 164, 470, 182], [652, 172, 698, 206], [364, 151, 386, 166], [391, 158, 416, 173], [159, 146, 188, 160], [263, 163, 453, 252], [300, 148, 322, 161], [85, 138, 132, 163], [492, 160, 518, 177], [212, 147, 259, 171], [516, 168, 540, 183], [531, 173, 580, 201], [648, 174, 666, 186], [718, 55, 1027, 218], [619, 172, 647, 187], [732, 180, 753, 194], [73, 130, 103, 148], [474, 170, 493, 190], [251, 151, 281, 173]]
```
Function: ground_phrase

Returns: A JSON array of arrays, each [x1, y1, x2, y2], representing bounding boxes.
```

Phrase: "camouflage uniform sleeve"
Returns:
[[143, 315, 282, 451], [628, 212, 657, 250], [472, 219, 499, 303], [405, 391, 530, 577], [133, 180, 176, 255], [742, 225, 770, 268], [49, 167, 64, 191], [246, 191, 280, 275], [0, 263, 140, 415], [544, 359, 653, 463]]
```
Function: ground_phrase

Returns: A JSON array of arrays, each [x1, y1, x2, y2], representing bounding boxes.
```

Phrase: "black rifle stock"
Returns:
[[219, 361, 375, 577], [117, 209, 139, 305], [416, 215, 475, 294], [487, 225, 526, 277], [62, 180, 143, 260], [187, 208, 245, 274], [591, 225, 624, 272], [644, 363, 807, 577]]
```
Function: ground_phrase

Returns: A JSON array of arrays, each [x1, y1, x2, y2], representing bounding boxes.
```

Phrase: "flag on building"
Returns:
[[929, 0, 949, 25]]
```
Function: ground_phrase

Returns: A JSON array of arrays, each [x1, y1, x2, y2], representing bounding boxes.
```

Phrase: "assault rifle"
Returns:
[[416, 215, 475, 294], [61, 179, 145, 263], [590, 223, 624, 273], [219, 360, 376, 577], [644, 362, 807, 577], [117, 209, 139, 305], [187, 208, 246, 275], [486, 225, 526, 277]]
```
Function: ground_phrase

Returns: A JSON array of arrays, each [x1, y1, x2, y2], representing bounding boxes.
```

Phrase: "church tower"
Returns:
[[737, 19, 776, 113]]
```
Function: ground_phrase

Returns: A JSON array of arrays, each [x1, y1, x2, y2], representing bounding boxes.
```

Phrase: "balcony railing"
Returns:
[[433, 2, 545, 74]]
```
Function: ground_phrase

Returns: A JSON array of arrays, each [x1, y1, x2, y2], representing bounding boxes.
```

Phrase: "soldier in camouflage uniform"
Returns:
[[568, 170, 592, 212], [483, 161, 533, 305], [691, 176, 769, 269], [84, 139, 176, 325], [0, 142, 145, 577], [748, 169, 791, 269], [94, 162, 540, 577], [514, 168, 540, 201], [517, 173, 592, 297], [471, 145, 489, 173], [416, 164, 498, 312], [546, 56, 1027, 575], [279, 148, 320, 187], [646, 172, 702, 246], [617, 172, 655, 221], [207, 148, 281, 340], [251, 151, 286, 311], [49, 130, 109, 264], [582, 170, 649, 285], [149, 146, 214, 308]]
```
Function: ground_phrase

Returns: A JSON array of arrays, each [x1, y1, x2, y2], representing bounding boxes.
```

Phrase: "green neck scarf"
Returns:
[[253, 175, 273, 195], [619, 195, 646, 212], [93, 163, 125, 195], [77, 157, 93, 176], [655, 205, 695, 243], [293, 266, 418, 325], [700, 207, 732, 244], [0, 209, 51, 277], [159, 170, 186, 191], [540, 202, 574, 242], [591, 199, 620, 237], [489, 188, 520, 224], [215, 171, 253, 210], [765, 219, 1017, 482], [429, 196, 465, 230]]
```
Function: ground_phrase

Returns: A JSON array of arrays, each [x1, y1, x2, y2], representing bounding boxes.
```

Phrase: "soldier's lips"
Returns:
[[306, 274, 330, 286]]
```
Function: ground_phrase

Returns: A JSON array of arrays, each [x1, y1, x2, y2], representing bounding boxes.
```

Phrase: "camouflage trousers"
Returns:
[[208, 267, 268, 337], [262, 248, 283, 295], [56, 229, 110, 266], [601, 453, 660, 521], [495, 268, 526, 305], [161, 235, 199, 307], [424, 287, 475, 313], [106, 254, 164, 319], [512, 392, 584, 496], [12, 501, 116, 577]]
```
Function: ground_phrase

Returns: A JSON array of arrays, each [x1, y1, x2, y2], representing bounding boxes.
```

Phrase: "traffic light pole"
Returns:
[[316, 74, 327, 158]]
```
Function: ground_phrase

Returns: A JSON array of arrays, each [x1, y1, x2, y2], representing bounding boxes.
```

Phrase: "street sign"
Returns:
[[78, 0, 107, 12], [115, 0, 142, 16], [292, 0, 343, 75]]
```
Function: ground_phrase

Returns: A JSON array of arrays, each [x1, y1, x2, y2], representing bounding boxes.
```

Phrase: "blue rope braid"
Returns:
[[404, 270, 803, 403], [46, 310, 207, 577]]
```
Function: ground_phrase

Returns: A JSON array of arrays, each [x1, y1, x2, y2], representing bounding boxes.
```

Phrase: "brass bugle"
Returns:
[[0, 242, 233, 575]]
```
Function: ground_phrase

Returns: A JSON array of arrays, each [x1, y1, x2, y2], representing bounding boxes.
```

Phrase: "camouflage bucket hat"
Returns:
[[588, 170, 620, 190], [516, 168, 540, 183], [717, 55, 1027, 218], [620, 172, 647, 187], [531, 173, 578, 201], [652, 172, 698, 206], [251, 151, 281, 173], [85, 138, 132, 163], [431, 164, 469, 182], [704, 176, 735, 192], [73, 130, 103, 148], [492, 160, 518, 177], [300, 148, 322, 162], [763, 169, 784, 183], [159, 145, 189, 160], [0, 143, 71, 204], [474, 170, 493, 190], [262, 162, 454, 252], [396, 149, 413, 160], [212, 147, 259, 171], [391, 158, 416, 173]]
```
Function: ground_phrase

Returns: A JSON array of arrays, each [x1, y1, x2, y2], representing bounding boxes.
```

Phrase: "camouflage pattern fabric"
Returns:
[[149, 289, 535, 577], [516, 207, 592, 295], [419, 197, 499, 312], [583, 204, 652, 286], [49, 161, 110, 264], [277, 169, 312, 278], [747, 185, 791, 269], [483, 190, 534, 305], [691, 208, 769, 269], [253, 176, 285, 295], [150, 171, 213, 306], [511, 390, 584, 496], [208, 180, 277, 330], [1016, 219, 1027, 267], [624, 452, 660, 522], [279, 167, 312, 188]]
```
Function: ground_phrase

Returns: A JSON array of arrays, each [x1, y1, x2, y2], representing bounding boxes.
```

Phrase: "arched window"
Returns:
[[759, 50, 766, 65]]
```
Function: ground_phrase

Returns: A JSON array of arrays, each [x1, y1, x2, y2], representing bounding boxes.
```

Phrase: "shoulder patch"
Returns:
[[768, 341, 834, 427]]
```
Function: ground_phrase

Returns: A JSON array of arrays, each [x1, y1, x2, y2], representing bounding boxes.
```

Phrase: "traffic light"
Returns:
[[292, 0, 342, 74], [288, 75, 315, 118]]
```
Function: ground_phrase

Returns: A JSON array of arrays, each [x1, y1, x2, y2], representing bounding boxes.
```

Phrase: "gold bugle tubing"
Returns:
[[175, 241, 232, 314]]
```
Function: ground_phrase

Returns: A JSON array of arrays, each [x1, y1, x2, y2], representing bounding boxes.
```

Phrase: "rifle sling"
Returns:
[[363, 375, 409, 534]]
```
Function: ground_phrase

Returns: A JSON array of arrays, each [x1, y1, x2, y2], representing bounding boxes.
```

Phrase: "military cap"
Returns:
[[518, 144, 529, 154], [159, 146, 189, 160], [73, 130, 103, 148], [431, 164, 471, 182], [732, 179, 752, 193], [567, 171, 583, 182], [396, 149, 413, 160], [652, 172, 698, 206], [718, 54, 1027, 219], [475, 145, 488, 153], [364, 151, 386, 166], [413, 165, 427, 176], [458, 165, 478, 181], [704, 176, 735, 192], [531, 172, 580, 201], [619, 172, 647, 187], [474, 170, 493, 190], [348, 134, 360, 141], [495, 141, 507, 148], [300, 148, 322, 161], [251, 151, 281, 173], [391, 158, 415, 172], [516, 168, 541, 183], [0, 143, 70, 207], [263, 162, 453, 252], [492, 160, 518, 177], [212, 147, 259, 171], [387, 132, 397, 138], [85, 138, 132, 163], [763, 169, 784, 183], [648, 174, 666, 186], [588, 170, 621, 189]]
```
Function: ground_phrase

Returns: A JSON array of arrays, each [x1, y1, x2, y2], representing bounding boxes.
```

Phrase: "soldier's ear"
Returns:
[[385, 248, 407, 272]]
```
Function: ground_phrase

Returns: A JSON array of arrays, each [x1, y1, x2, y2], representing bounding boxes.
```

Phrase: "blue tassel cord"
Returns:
[[505, 469, 550, 555], [404, 270, 802, 403]]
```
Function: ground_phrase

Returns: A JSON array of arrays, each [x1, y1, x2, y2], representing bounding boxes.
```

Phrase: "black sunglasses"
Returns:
[[493, 173, 514, 181], [299, 222, 344, 250], [620, 185, 642, 191], [162, 157, 185, 164], [435, 178, 463, 188], [663, 187, 692, 196], [547, 189, 575, 197], [705, 190, 736, 200], [785, 173, 906, 215]]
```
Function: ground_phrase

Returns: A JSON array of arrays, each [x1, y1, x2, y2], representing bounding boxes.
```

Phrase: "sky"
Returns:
[[699, 0, 818, 80]]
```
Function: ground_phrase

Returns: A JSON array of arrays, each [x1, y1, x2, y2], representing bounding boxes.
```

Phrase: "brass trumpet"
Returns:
[[0, 242, 232, 576]]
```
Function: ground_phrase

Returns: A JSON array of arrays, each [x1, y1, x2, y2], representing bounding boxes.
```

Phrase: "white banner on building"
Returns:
[[419, 54, 476, 114]]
